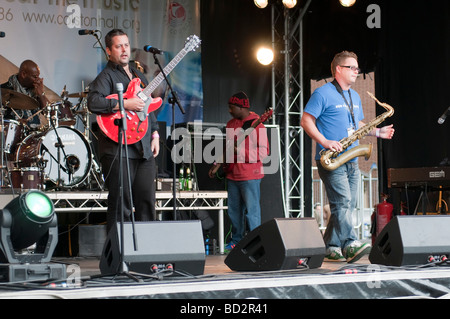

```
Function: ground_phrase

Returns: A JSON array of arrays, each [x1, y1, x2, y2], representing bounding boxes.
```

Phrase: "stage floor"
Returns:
[[51, 254, 357, 278], [55, 254, 351, 277], [1, 254, 450, 301]]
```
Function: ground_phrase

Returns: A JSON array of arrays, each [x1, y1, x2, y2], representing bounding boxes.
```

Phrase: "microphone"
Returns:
[[438, 106, 450, 124], [143, 45, 163, 55], [0, 32, 5, 38], [78, 29, 99, 35]]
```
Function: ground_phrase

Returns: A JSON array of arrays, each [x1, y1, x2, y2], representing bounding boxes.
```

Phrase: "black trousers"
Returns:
[[101, 154, 157, 232]]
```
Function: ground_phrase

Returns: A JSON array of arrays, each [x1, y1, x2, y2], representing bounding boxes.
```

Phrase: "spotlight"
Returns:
[[256, 47, 274, 65], [340, 0, 356, 7], [254, 0, 268, 9], [0, 191, 66, 283], [282, 0, 297, 9]]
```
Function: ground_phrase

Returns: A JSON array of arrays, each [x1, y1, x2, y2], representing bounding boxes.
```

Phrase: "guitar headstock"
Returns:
[[184, 35, 201, 52], [260, 107, 273, 123]]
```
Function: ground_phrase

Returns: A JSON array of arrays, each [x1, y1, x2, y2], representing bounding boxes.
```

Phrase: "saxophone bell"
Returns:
[[320, 144, 373, 171]]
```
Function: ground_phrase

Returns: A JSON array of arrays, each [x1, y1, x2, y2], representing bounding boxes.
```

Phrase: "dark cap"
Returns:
[[228, 91, 250, 108]]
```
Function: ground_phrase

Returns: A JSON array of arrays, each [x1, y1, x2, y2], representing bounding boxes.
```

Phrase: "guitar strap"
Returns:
[[131, 68, 146, 89], [234, 117, 259, 146], [222, 119, 252, 175], [130, 67, 147, 123], [228, 117, 259, 162], [241, 119, 255, 131]]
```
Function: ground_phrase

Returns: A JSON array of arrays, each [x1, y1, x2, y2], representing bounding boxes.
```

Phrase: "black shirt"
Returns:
[[87, 60, 159, 160]]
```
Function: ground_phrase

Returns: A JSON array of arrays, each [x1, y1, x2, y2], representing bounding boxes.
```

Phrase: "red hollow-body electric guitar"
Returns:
[[97, 35, 201, 144]]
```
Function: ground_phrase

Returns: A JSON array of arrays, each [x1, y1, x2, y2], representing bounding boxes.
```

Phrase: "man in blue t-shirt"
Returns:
[[301, 51, 395, 263]]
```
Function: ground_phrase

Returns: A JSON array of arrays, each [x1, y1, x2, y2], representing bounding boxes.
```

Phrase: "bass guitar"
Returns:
[[97, 34, 201, 144]]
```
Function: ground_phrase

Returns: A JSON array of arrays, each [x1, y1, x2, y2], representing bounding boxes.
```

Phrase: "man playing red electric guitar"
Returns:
[[87, 29, 160, 232]]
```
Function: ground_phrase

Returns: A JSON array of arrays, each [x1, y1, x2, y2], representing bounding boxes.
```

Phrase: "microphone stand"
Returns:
[[152, 53, 185, 221], [115, 83, 139, 281], [92, 32, 109, 61], [48, 110, 72, 189]]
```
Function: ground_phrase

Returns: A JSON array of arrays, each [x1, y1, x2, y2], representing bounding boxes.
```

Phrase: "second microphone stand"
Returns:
[[152, 53, 186, 221], [47, 109, 72, 189]]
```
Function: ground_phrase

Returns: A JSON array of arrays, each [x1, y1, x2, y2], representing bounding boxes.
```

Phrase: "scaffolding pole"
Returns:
[[271, 0, 312, 218]]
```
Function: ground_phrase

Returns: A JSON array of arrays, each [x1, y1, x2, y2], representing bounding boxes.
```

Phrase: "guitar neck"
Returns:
[[235, 119, 262, 146], [142, 48, 190, 97]]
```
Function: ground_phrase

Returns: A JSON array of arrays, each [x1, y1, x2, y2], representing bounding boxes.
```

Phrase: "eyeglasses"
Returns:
[[340, 65, 361, 73]]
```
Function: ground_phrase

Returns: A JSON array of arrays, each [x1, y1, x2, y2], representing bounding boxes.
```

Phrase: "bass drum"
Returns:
[[16, 127, 92, 188]]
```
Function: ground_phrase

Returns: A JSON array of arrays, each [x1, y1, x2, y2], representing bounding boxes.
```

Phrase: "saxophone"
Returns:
[[319, 92, 394, 171]]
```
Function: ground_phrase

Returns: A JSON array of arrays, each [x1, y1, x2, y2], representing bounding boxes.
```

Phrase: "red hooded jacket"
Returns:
[[225, 111, 269, 181]]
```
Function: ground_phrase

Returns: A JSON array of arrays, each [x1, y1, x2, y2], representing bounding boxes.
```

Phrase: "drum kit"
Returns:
[[0, 87, 103, 192]]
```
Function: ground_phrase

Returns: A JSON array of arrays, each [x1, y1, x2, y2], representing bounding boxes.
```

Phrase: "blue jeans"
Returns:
[[227, 179, 262, 245], [317, 161, 359, 249]]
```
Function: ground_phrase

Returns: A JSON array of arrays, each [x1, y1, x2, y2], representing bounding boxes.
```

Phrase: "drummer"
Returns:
[[1, 60, 49, 130]]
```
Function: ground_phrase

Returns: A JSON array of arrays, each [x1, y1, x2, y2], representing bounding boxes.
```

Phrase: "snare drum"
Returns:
[[3, 119, 23, 155]]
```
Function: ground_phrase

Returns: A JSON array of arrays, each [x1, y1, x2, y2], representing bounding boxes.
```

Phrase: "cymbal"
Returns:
[[67, 91, 88, 98], [1, 88, 39, 110]]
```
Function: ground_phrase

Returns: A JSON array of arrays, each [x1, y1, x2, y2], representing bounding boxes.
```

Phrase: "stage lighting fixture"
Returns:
[[255, 0, 297, 9], [340, 0, 356, 7], [282, 0, 297, 9], [256, 47, 274, 65], [254, 0, 268, 9], [0, 190, 66, 283]]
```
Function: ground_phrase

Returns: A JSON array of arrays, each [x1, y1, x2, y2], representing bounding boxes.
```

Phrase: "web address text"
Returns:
[[0, 5, 141, 33]]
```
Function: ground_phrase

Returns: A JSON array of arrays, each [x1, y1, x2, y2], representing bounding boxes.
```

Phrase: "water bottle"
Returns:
[[186, 167, 192, 191]]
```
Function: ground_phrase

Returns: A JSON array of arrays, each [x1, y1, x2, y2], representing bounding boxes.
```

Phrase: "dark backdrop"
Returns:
[[375, 1, 450, 169], [200, 0, 272, 122], [200, 0, 450, 213]]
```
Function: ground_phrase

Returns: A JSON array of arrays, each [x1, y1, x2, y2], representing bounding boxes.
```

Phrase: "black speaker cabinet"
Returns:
[[100, 221, 205, 276], [260, 125, 285, 222], [225, 218, 326, 271], [369, 215, 450, 266]]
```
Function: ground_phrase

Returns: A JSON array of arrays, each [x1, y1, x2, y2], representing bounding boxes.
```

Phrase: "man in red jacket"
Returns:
[[210, 92, 269, 252]]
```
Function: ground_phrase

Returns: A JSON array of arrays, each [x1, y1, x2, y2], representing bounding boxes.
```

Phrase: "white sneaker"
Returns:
[[343, 241, 371, 263], [324, 247, 346, 262]]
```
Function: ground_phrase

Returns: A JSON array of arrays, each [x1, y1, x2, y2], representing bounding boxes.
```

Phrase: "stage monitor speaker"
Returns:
[[369, 215, 450, 266], [225, 218, 326, 271], [99, 221, 205, 276], [260, 125, 285, 222]]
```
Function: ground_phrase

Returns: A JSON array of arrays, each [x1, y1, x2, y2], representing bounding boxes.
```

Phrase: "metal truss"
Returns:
[[42, 190, 228, 254], [46, 191, 108, 213], [42, 191, 228, 213], [271, 1, 312, 218]]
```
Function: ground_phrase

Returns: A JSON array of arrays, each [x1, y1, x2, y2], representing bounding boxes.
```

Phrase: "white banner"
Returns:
[[0, 0, 202, 125]]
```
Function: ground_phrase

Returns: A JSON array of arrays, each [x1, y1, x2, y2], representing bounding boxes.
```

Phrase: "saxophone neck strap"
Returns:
[[331, 79, 357, 127]]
